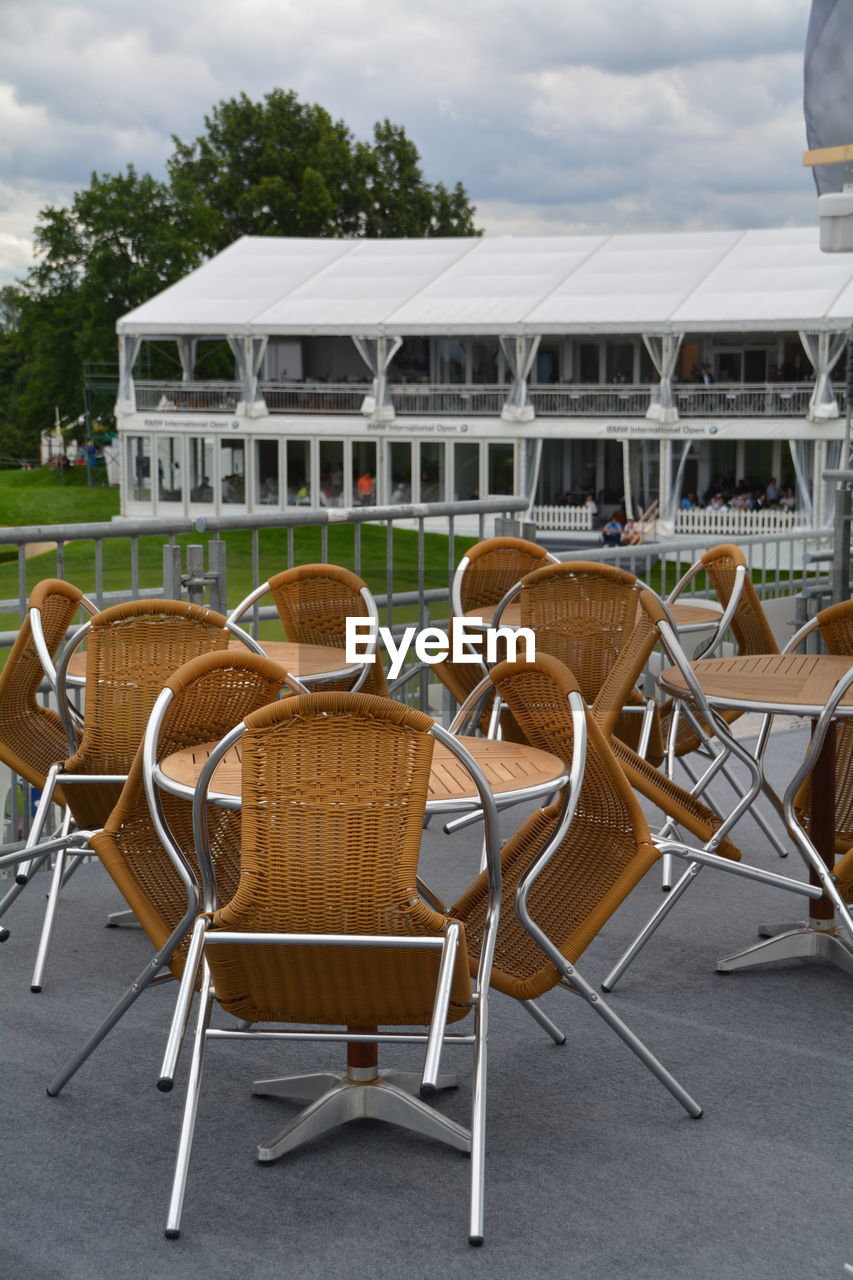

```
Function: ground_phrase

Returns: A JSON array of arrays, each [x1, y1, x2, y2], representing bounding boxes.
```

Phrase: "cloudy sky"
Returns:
[[0, 0, 821, 287]]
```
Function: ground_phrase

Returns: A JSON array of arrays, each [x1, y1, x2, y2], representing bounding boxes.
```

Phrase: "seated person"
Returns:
[[601, 515, 624, 546], [621, 519, 642, 545]]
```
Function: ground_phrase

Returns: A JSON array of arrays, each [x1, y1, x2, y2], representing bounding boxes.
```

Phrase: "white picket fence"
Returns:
[[530, 505, 594, 531], [673, 508, 800, 537]]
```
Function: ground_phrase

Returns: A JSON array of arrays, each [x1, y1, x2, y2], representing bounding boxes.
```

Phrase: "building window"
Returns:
[[436, 338, 467, 384], [319, 440, 344, 506], [189, 437, 214, 502], [286, 440, 310, 504], [487, 443, 514, 495], [579, 343, 600, 383], [389, 442, 412, 503], [419, 442, 445, 502], [128, 436, 151, 502], [157, 436, 182, 502], [606, 341, 634, 384], [220, 439, 245, 504], [471, 340, 499, 383], [454, 442, 479, 500], [255, 440, 279, 505], [352, 441, 377, 506]]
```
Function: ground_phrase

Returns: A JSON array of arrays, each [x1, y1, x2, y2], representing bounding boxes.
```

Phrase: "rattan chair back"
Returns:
[[515, 561, 642, 703], [61, 599, 231, 828], [700, 543, 779, 657], [585, 589, 742, 859], [0, 578, 92, 792], [454, 536, 555, 615], [793, 599, 853, 853], [451, 653, 658, 1000], [265, 563, 388, 696], [207, 691, 472, 1026], [88, 650, 289, 979]]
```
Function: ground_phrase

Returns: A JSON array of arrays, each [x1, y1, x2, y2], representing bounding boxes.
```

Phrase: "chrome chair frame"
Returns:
[[46, 662, 309, 1098], [227, 576, 378, 690], [160, 706, 502, 1246], [601, 600, 823, 990]]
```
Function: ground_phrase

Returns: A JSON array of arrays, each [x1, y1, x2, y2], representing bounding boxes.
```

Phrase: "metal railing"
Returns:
[[262, 383, 367, 414], [0, 512, 835, 863], [134, 382, 241, 413], [392, 385, 506, 416], [130, 379, 846, 420]]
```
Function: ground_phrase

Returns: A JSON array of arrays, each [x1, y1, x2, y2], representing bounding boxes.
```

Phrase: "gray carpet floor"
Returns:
[[1, 726, 851, 1280]]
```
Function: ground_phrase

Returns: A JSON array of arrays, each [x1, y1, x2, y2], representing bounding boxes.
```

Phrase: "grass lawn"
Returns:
[[0, 466, 476, 636]]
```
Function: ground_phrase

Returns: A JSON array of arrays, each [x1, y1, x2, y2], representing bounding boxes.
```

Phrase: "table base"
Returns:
[[252, 1066, 466, 1162], [716, 921, 853, 976]]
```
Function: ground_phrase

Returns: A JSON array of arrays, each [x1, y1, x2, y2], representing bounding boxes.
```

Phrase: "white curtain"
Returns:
[[523, 437, 543, 505], [177, 337, 198, 383], [789, 439, 815, 525], [227, 335, 269, 417], [817, 438, 844, 526], [116, 334, 142, 411], [499, 336, 541, 423], [353, 336, 402, 421], [666, 440, 693, 522], [643, 333, 683, 424], [799, 331, 847, 420]]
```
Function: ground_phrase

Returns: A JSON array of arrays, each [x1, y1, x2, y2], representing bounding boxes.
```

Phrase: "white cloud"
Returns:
[[0, 0, 821, 286]]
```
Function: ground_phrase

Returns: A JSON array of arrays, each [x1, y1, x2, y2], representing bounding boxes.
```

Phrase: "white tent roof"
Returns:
[[117, 228, 853, 338]]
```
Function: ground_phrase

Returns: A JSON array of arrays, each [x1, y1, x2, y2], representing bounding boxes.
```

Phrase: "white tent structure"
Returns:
[[115, 228, 853, 526]]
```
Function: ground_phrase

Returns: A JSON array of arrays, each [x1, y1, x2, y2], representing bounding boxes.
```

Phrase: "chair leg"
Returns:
[[48, 923, 191, 1096], [0, 853, 50, 941], [561, 960, 703, 1119], [468, 993, 488, 1246], [602, 864, 703, 992], [520, 998, 566, 1044], [165, 977, 214, 1239], [30, 845, 69, 992]]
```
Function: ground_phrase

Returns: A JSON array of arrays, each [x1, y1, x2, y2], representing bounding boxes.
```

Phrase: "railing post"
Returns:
[[184, 545, 205, 605], [207, 539, 228, 614], [832, 483, 852, 605], [163, 544, 183, 600]]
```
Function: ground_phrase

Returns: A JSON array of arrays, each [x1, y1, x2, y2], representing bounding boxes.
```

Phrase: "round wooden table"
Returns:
[[158, 732, 567, 816], [659, 651, 853, 975], [66, 637, 357, 685], [464, 599, 722, 633]]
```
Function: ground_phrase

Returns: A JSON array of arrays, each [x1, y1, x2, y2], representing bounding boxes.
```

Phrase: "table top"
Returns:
[[659, 652, 853, 717], [66, 637, 354, 683], [158, 733, 567, 814], [464, 599, 722, 632]]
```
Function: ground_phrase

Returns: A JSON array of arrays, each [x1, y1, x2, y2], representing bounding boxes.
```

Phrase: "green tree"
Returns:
[[1, 167, 199, 455], [168, 90, 479, 249]]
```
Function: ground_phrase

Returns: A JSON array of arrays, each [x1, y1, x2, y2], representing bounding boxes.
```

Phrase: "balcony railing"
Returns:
[[131, 380, 844, 420], [134, 382, 241, 413], [263, 383, 367, 414]]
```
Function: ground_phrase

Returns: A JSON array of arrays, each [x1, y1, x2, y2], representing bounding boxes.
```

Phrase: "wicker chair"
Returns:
[[161, 691, 501, 1245], [450, 535, 558, 619], [658, 542, 779, 765], [448, 653, 703, 1119], [21, 598, 236, 992], [405, 537, 557, 737], [0, 579, 96, 938], [770, 599, 853, 859], [228, 562, 388, 696], [593, 590, 819, 990], [495, 559, 663, 756], [47, 649, 295, 1097]]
